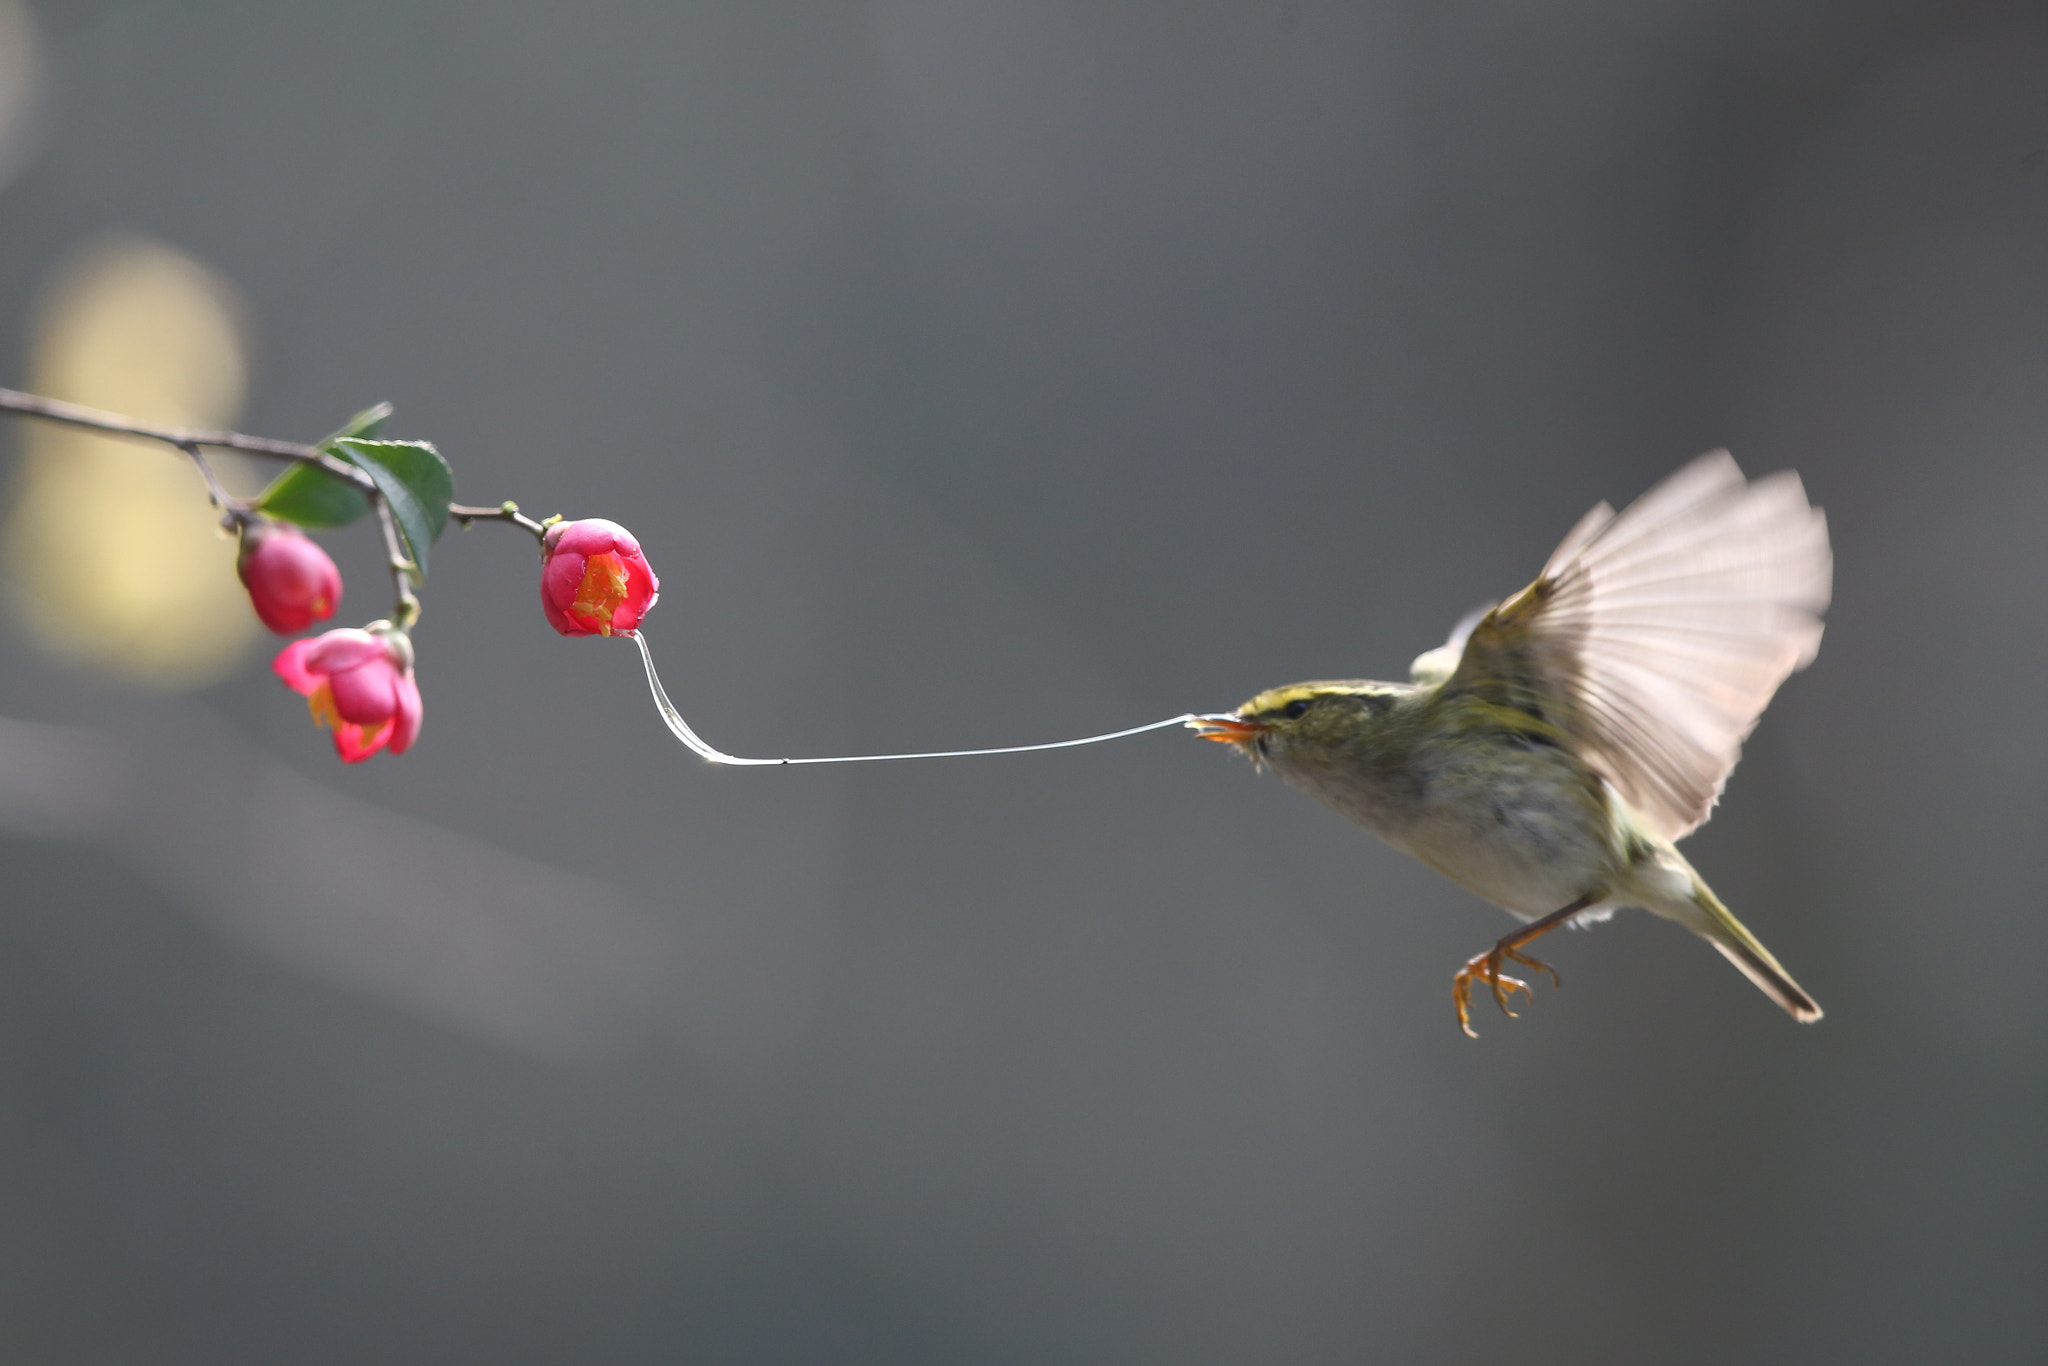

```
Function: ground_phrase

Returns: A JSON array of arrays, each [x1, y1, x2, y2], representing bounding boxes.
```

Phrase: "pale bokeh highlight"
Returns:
[[3, 234, 256, 687], [0, 0, 46, 188]]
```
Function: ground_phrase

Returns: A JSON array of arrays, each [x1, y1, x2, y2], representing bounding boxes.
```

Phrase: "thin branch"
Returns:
[[0, 386, 374, 490], [0, 385, 542, 633], [374, 499, 421, 630], [450, 500, 550, 543], [175, 440, 249, 527]]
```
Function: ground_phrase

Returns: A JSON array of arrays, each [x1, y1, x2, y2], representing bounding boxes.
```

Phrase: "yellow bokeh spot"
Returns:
[[2, 234, 257, 688]]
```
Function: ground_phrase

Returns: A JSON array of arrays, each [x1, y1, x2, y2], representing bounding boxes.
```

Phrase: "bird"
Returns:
[[1189, 452, 1830, 1035]]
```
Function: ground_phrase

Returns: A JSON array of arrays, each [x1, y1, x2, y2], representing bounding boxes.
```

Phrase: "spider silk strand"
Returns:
[[632, 630, 1194, 766]]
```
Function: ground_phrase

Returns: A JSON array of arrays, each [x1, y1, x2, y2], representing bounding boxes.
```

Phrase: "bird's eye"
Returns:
[[1282, 698, 1313, 720]]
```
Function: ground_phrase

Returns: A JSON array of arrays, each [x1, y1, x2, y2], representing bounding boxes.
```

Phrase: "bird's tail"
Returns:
[[1670, 875, 1822, 1022]]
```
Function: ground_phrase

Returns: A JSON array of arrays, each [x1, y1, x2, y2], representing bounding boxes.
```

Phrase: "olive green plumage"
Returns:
[[1193, 452, 1829, 1031]]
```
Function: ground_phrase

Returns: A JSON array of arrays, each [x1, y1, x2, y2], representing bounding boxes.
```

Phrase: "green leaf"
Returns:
[[252, 402, 394, 529], [257, 463, 373, 528], [333, 438, 454, 579], [317, 402, 393, 449]]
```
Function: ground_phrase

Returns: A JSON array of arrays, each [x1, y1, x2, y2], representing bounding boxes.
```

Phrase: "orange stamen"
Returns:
[[571, 551, 631, 635]]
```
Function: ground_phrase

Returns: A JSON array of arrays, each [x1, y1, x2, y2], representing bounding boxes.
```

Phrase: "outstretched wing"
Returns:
[[1410, 602, 1497, 687], [1443, 451, 1831, 840]]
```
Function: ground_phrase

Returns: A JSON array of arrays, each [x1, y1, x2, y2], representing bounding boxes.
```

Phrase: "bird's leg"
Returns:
[[1453, 893, 1599, 1038]]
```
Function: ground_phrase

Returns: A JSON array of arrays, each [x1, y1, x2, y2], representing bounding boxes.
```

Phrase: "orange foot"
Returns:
[[1452, 942, 1562, 1038]]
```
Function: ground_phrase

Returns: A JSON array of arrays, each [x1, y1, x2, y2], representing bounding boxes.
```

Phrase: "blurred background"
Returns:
[[0, 2, 2042, 1361]]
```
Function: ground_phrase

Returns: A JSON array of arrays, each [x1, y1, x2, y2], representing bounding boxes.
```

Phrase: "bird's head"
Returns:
[[1186, 682, 1405, 770]]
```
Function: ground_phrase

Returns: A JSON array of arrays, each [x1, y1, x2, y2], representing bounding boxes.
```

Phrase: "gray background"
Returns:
[[2, 2, 2044, 1361]]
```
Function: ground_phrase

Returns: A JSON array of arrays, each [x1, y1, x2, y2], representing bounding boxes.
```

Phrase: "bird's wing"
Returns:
[[1442, 451, 1831, 840], [1410, 602, 1497, 687]]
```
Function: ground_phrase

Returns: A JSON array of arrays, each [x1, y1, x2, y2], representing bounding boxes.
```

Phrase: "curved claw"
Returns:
[[1452, 943, 1562, 1038], [1501, 944, 1562, 991], [1449, 894, 1593, 1037]]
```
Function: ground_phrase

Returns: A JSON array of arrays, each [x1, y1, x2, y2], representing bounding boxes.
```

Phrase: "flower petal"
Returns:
[[388, 671, 424, 754], [616, 554, 658, 631], [545, 518, 637, 559], [541, 551, 591, 634], [333, 715, 394, 763], [327, 657, 399, 725], [304, 629, 384, 675], [272, 638, 324, 695], [240, 526, 344, 635], [540, 519, 661, 637]]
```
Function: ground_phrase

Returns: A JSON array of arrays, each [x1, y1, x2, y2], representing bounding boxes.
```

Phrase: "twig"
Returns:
[[374, 501, 421, 630], [0, 386, 553, 629], [0, 386, 375, 490], [175, 440, 249, 528], [1, 385, 427, 622], [450, 500, 550, 543]]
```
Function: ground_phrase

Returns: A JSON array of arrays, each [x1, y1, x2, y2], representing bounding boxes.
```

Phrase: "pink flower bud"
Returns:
[[539, 519, 660, 637], [273, 624, 423, 763], [238, 522, 343, 635]]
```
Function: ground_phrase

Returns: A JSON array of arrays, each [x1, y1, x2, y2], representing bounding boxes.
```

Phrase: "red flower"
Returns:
[[238, 522, 343, 634], [273, 625, 423, 762], [540, 519, 659, 637]]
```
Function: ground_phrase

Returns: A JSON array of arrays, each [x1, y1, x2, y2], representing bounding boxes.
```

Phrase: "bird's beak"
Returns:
[[1186, 712, 1265, 744]]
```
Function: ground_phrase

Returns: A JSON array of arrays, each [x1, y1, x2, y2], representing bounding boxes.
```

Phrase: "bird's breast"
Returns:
[[1271, 729, 1622, 919]]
